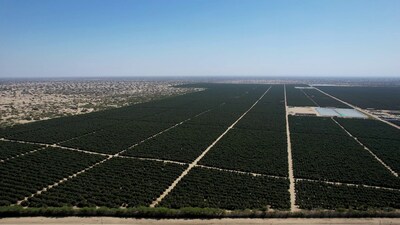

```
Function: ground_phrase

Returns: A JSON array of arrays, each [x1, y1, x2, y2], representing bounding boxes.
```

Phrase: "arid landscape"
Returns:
[[1, 0, 400, 224], [0, 82, 399, 219], [0, 79, 201, 127]]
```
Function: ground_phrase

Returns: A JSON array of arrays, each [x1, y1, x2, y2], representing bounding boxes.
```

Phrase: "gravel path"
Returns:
[[1, 217, 399, 225], [284, 85, 298, 212]]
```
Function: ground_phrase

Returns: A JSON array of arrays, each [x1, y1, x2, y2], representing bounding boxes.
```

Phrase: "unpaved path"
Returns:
[[57, 130, 101, 144], [196, 165, 400, 192], [0, 129, 102, 162], [331, 118, 398, 177], [312, 86, 400, 130], [16, 156, 112, 205], [284, 85, 298, 212], [296, 177, 400, 192], [1, 217, 399, 225], [0, 143, 47, 163], [149, 87, 271, 207], [196, 164, 287, 179]]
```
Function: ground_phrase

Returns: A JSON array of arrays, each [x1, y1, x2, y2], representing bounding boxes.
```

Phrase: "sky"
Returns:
[[0, 0, 399, 78]]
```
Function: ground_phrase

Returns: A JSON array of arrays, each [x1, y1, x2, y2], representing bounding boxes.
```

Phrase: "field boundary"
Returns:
[[312, 86, 400, 130], [0, 140, 47, 163], [284, 85, 298, 212], [0, 129, 107, 162], [56, 130, 102, 144], [296, 177, 400, 192], [16, 156, 111, 205], [118, 155, 187, 165], [149, 87, 272, 208], [196, 164, 288, 179]]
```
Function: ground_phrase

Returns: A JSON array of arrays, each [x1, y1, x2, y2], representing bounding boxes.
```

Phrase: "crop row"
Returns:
[[285, 85, 316, 107], [160, 167, 290, 210], [199, 85, 288, 176], [0, 148, 105, 206], [335, 118, 400, 141], [235, 112, 286, 132], [356, 138, 400, 174], [0, 84, 256, 144], [335, 118, 400, 174], [26, 158, 186, 208], [291, 127, 400, 188], [289, 116, 347, 136], [123, 86, 272, 162], [200, 129, 288, 176], [123, 124, 226, 162], [301, 88, 347, 108], [316, 86, 400, 110], [0, 141, 39, 160], [62, 121, 175, 154], [296, 180, 400, 210], [289, 116, 400, 188], [236, 85, 286, 132]]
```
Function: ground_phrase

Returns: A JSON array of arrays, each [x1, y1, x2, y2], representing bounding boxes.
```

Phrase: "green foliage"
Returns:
[[161, 167, 290, 210], [236, 112, 286, 132], [1, 84, 399, 214], [296, 180, 400, 210], [289, 116, 348, 135], [336, 118, 400, 174], [27, 158, 186, 208], [0, 141, 39, 160], [336, 118, 400, 141], [62, 121, 174, 154], [317, 86, 400, 110], [200, 129, 288, 176], [302, 89, 348, 108], [123, 124, 225, 162], [358, 138, 400, 174], [285, 85, 316, 107], [0, 148, 105, 206], [291, 132, 400, 188]]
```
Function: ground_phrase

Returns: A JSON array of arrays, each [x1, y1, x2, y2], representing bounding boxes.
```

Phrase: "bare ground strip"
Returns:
[[284, 85, 298, 212]]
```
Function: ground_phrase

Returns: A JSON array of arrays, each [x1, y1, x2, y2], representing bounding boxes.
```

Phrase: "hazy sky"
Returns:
[[1, 0, 399, 77]]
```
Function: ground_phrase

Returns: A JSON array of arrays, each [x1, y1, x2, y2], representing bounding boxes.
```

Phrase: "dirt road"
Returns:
[[1, 217, 399, 225]]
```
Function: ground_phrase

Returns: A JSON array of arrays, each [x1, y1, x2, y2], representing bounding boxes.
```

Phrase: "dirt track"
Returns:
[[284, 85, 297, 211], [1, 217, 400, 225]]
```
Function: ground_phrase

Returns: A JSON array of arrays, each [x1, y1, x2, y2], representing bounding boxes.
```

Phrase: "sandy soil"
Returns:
[[1, 217, 399, 225], [286, 106, 318, 116], [284, 85, 297, 212], [0, 80, 200, 127]]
